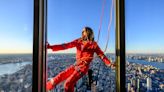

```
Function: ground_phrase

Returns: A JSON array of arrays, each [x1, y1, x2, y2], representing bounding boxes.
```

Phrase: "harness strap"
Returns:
[[73, 64, 84, 77], [73, 60, 89, 77]]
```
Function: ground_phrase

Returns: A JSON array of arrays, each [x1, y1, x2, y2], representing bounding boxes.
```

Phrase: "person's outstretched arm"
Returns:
[[47, 38, 79, 51], [95, 43, 113, 67]]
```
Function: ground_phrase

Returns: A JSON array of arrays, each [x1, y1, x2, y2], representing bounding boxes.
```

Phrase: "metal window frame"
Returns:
[[115, 0, 126, 92], [32, 0, 126, 91], [32, 0, 47, 92]]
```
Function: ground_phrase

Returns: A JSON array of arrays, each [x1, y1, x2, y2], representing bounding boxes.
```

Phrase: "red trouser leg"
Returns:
[[46, 65, 74, 90], [64, 68, 87, 92]]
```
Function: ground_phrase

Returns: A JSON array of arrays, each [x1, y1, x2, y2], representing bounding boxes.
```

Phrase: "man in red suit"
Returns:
[[46, 27, 115, 92]]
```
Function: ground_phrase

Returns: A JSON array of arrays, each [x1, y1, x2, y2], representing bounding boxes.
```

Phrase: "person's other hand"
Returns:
[[46, 78, 55, 91], [111, 63, 115, 70], [107, 63, 115, 70]]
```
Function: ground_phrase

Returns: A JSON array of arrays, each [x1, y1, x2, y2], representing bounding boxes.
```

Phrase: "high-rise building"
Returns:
[[91, 83, 97, 92], [131, 78, 137, 89], [127, 82, 131, 92], [147, 77, 152, 91], [138, 67, 142, 75], [136, 79, 140, 92]]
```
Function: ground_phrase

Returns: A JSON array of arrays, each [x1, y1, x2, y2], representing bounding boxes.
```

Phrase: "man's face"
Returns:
[[82, 30, 88, 41]]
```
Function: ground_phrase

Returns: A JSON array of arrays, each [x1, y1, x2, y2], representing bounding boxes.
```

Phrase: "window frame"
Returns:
[[32, 0, 126, 91], [32, 0, 47, 92], [115, 0, 126, 92]]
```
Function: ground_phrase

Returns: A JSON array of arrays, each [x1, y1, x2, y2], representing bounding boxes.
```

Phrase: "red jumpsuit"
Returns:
[[46, 38, 111, 92]]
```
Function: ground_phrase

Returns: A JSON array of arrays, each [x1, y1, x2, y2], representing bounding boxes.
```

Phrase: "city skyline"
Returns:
[[0, 0, 164, 54]]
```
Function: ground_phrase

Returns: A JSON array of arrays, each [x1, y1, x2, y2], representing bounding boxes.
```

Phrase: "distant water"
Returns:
[[0, 61, 32, 76], [0, 54, 164, 76], [127, 59, 164, 69], [0, 54, 32, 58]]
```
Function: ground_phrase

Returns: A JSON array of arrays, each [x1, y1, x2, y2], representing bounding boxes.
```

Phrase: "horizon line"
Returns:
[[1, 52, 164, 55]]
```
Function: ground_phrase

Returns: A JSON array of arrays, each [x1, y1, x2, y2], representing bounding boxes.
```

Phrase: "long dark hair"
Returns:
[[82, 27, 94, 41]]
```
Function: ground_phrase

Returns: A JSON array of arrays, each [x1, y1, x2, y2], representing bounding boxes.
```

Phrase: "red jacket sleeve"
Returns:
[[50, 39, 79, 51], [95, 43, 111, 65]]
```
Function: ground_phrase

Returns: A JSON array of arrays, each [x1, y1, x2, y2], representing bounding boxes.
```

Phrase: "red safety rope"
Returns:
[[104, 0, 114, 52], [96, 0, 114, 53], [97, 0, 106, 43]]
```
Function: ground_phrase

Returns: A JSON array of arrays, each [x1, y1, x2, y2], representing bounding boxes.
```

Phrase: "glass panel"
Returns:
[[46, 0, 116, 92], [0, 0, 33, 92], [125, 0, 164, 91]]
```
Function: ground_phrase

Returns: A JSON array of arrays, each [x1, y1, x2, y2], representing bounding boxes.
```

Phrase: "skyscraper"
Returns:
[[147, 77, 152, 91], [136, 79, 140, 92], [127, 82, 131, 92], [131, 78, 137, 90]]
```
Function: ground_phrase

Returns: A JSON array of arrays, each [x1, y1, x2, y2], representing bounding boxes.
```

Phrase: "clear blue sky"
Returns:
[[125, 0, 164, 53], [47, 0, 115, 53], [0, 0, 164, 54], [0, 0, 33, 54]]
